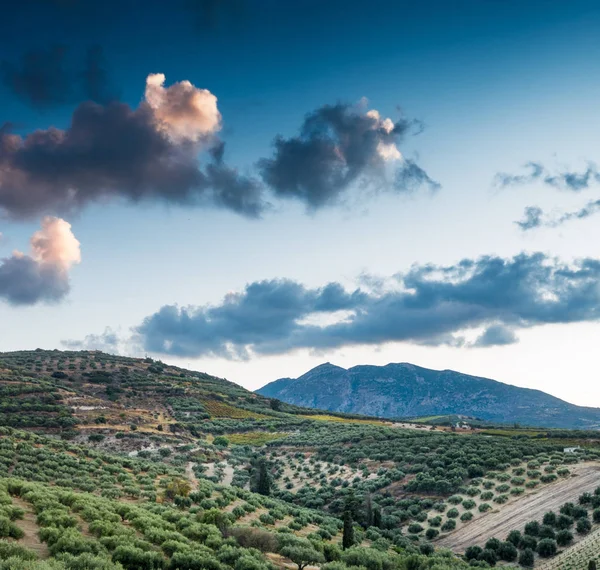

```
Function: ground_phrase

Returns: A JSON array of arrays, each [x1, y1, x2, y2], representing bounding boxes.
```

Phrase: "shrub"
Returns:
[[441, 519, 456, 532], [524, 521, 540, 536], [519, 548, 535, 567], [556, 529, 573, 546], [497, 541, 518, 562], [465, 545, 483, 561], [577, 517, 592, 534], [537, 538, 557, 558], [229, 527, 279, 552]]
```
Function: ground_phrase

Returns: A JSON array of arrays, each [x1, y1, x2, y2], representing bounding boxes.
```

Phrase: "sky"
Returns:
[[2, 0, 600, 406]]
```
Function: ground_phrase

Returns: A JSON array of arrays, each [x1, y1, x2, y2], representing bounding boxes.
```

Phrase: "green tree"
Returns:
[[519, 548, 535, 568], [372, 508, 382, 529], [256, 459, 270, 496], [342, 510, 354, 550], [280, 544, 325, 570]]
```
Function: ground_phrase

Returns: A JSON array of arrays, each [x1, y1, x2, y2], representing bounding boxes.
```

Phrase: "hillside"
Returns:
[[257, 362, 600, 429], [3, 350, 600, 569]]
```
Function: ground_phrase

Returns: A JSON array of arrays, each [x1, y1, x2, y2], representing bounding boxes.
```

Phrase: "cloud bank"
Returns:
[[133, 252, 600, 359], [0, 216, 80, 305], [0, 74, 264, 219]]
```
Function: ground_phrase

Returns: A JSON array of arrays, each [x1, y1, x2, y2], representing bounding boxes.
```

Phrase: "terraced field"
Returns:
[[438, 463, 600, 551]]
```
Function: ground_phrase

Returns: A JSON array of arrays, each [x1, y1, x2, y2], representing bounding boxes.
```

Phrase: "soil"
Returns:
[[437, 464, 600, 552]]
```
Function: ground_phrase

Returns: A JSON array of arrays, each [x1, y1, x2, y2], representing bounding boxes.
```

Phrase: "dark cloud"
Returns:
[[1, 45, 117, 109], [258, 103, 437, 209], [473, 324, 518, 347], [395, 159, 441, 193], [555, 199, 600, 226], [134, 252, 600, 359], [515, 206, 543, 231], [62, 327, 119, 352], [183, 0, 246, 31], [1, 45, 72, 109], [0, 99, 266, 219], [516, 199, 600, 231], [495, 162, 600, 192], [80, 46, 118, 104]]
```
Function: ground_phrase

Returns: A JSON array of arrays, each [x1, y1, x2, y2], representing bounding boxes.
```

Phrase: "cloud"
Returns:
[[62, 327, 119, 352], [472, 324, 518, 347], [0, 216, 80, 305], [144, 73, 221, 142], [0, 74, 265, 219], [516, 199, 600, 231], [258, 103, 438, 209], [495, 162, 600, 192], [80, 46, 118, 104], [515, 206, 544, 231], [183, 0, 246, 32], [133, 252, 600, 359], [1, 45, 72, 109], [1, 45, 117, 109]]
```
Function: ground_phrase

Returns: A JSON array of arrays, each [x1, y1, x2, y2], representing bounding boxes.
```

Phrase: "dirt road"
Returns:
[[437, 464, 600, 552]]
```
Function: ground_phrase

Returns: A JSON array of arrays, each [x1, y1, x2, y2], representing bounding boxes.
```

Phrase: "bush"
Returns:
[[498, 541, 518, 562], [465, 545, 483, 561], [229, 527, 279, 552], [556, 529, 573, 546], [537, 538, 557, 558], [539, 525, 555, 539], [524, 521, 540, 536], [425, 528, 439, 540], [479, 548, 498, 566], [519, 548, 535, 568], [446, 508, 459, 519], [441, 519, 456, 532], [506, 530, 521, 547], [577, 517, 592, 534]]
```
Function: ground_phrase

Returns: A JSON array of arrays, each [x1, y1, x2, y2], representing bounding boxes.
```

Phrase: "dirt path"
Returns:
[[186, 462, 199, 490], [437, 465, 600, 552], [12, 497, 49, 559]]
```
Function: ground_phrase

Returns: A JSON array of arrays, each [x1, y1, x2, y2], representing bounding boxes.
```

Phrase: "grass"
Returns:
[[227, 432, 289, 445], [298, 414, 389, 425], [200, 399, 270, 419], [479, 428, 547, 437]]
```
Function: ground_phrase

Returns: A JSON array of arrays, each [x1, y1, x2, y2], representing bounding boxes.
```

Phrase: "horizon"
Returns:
[[3, 0, 600, 407]]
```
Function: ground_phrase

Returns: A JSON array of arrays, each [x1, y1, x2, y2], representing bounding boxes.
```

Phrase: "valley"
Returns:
[[0, 349, 599, 570]]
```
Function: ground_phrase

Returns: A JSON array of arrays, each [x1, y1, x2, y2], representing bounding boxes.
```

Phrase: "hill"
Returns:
[[257, 362, 600, 429], [4, 350, 600, 569]]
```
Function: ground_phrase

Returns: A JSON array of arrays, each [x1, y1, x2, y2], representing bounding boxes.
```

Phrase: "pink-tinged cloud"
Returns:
[[0, 216, 80, 305], [145, 73, 221, 142]]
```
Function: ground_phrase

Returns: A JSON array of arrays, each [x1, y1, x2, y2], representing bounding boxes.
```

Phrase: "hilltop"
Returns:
[[257, 362, 600, 429]]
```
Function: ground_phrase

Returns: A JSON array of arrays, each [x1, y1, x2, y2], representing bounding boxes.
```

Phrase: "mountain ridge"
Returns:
[[257, 361, 600, 429]]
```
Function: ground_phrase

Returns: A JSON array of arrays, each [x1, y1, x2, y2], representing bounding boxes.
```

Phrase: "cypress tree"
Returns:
[[342, 510, 354, 550], [256, 459, 271, 496], [373, 507, 382, 529]]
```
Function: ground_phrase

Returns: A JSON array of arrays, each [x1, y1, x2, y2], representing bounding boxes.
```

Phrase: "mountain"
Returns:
[[257, 362, 600, 429]]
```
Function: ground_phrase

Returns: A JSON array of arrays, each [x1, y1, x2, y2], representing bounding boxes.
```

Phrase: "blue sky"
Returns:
[[2, 0, 600, 405]]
